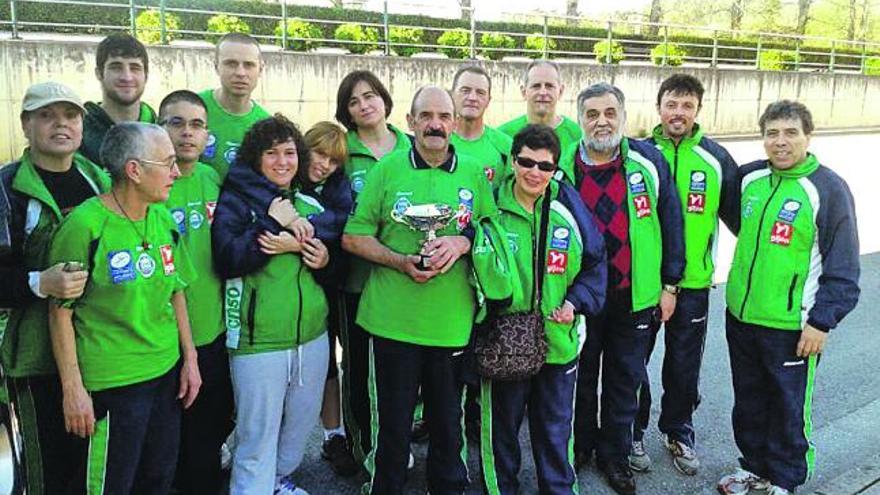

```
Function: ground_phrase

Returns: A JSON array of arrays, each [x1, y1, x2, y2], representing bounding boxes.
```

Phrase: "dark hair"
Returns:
[[656, 74, 705, 107], [511, 124, 561, 165], [215, 32, 262, 63], [158, 90, 207, 122], [759, 100, 814, 135], [452, 64, 492, 94], [335, 70, 393, 131], [96, 34, 149, 75], [236, 114, 310, 184]]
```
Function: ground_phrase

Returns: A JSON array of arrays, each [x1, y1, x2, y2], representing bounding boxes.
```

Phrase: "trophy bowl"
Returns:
[[392, 203, 461, 270]]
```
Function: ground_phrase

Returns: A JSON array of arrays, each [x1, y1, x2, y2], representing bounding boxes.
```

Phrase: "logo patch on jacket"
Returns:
[[628, 172, 647, 194], [687, 171, 706, 214], [108, 250, 136, 284], [159, 244, 176, 275], [629, 173, 652, 218], [203, 133, 217, 159], [457, 188, 474, 230], [547, 250, 568, 274], [689, 171, 707, 192], [484, 166, 495, 182], [551, 227, 570, 250], [206, 201, 217, 224], [171, 208, 187, 234], [777, 200, 801, 223], [770, 221, 794, 246]]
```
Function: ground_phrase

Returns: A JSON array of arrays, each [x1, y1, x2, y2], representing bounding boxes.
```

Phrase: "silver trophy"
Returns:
[[391, 203, 462, 270]]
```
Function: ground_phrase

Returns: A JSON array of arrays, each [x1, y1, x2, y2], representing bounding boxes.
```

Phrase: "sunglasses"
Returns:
[[516, 156, 557, 172]]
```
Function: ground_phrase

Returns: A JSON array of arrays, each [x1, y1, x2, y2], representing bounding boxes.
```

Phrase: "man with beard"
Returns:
[[630, 74, 739, 476], [558, 82, 684, 495], [498, 60, 582, 155], [342, 86, 496, 495], [450, 65, 512, 188], [199, 33, 270, 180], [81, 34, 156, 166]]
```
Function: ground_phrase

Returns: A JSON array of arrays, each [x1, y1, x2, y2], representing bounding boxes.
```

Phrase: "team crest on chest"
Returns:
[[770, 200, 801, 246], [628, 172, 652, 218], [687, 171, 706, 214], [136, 252, 156, 278]]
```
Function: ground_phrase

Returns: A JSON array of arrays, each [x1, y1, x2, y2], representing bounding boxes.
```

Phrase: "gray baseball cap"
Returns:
[[21, 82, 86, 113]]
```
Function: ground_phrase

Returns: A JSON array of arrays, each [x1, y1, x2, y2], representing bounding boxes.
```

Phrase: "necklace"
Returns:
[[111, 190, 151, 251]]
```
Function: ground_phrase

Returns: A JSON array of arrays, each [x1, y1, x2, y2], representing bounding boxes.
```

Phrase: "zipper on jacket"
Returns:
[[672, 140, 681, 183], [295, 264, 304, 346], [787, 274, 798, 312], [247, 289, 257, 346], [738, 178, 782, 319], [703, 234, 713, 271]]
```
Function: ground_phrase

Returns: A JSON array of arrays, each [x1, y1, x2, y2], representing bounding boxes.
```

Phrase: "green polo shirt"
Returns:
[[165, 163, 223, 347], [451, 125, 512, 188], [497, 114, 583, 155], [199, 89, 270, 181], [344, 146, 497, 347], [50, 198, 194, 391]]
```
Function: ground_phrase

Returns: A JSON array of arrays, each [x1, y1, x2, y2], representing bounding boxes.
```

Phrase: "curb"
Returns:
[[814, 453, 880, 495]]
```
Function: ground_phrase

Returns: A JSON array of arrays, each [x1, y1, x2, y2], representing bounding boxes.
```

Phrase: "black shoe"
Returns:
[[321, 434, 360, 477], [598, 460, 636, 495], [411, 419, 429, 443], [574, 450, 592, 471]]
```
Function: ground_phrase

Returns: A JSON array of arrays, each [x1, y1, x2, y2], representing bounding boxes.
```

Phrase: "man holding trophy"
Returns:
[[342, 86, 497, 495]]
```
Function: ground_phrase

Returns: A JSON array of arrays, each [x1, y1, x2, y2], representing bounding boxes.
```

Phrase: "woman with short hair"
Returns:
[[212, 114, 330, 495]]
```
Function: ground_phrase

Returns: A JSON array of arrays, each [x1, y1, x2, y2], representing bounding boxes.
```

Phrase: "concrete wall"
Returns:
[[2, 39, 880, 162]]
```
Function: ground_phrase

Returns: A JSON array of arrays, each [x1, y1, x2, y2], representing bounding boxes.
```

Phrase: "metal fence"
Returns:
[[2, 0, 880, 74]]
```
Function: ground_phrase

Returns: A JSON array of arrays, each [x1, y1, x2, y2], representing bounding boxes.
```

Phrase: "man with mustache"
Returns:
[[159, 90, 231, 495], [81, 34, 157, 167], [0, 82, 109, 495], [558, 82, 684, 495], [498, 60, 582, 155], [450, 65, 512, 188], [629, 74, 739, 477], [200, 32, 270, 180], [343, 86, 497, 495]]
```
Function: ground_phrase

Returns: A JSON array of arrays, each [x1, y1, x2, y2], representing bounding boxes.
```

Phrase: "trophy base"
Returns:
[[416, 254, 432, 271]]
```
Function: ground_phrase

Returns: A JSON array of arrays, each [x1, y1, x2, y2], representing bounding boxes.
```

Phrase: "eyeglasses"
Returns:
[[136, 157, 178, 170], [160, 117, 207, 131], [515, 156, 557, 172]]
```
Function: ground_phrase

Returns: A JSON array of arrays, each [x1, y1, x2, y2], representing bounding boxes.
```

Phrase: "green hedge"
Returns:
[[0, 0, 877, 69]]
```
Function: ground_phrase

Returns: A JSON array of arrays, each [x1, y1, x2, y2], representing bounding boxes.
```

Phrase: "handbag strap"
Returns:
[[531, 191, 552, 311]]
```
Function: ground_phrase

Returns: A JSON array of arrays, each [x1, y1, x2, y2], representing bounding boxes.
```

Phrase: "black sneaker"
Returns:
[[321, 434, 360, 477], [597, 459, 636, 495]]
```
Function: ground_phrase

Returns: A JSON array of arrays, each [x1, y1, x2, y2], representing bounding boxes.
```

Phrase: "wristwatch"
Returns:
[[662, 284, 680, 295]]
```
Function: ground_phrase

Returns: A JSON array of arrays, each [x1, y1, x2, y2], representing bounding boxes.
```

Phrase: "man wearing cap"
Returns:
[[0, 82, 110, 494], [81, 33, 157, 166]]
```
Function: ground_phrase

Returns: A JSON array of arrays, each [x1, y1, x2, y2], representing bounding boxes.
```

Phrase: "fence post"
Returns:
[[662, 24, 669, 66], [711, 30, 718, 67], [9, 0, 19, 40], [755, 35, 762, 69], [829, 40, 836, 72], [159, 0, 167, 45], [861, 41, 868, 75], [281, 0, 288, 50], [606, 20, 613, 64], [542, 15, 549, 58], [469, 8, 476, 59], [794, 37, 801, 71], [129, 0, 136, 37], [383, 0, 390, 56]]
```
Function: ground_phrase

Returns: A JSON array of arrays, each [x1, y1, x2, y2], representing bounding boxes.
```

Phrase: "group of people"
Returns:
[[0, 30, 861, 495]]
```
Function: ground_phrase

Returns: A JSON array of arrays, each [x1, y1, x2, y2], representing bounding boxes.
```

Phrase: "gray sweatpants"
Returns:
[[229, 334, 329, 495]]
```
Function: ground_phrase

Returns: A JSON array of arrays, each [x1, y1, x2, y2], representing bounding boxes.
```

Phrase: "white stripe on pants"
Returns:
[[229, 334, 329, 495]]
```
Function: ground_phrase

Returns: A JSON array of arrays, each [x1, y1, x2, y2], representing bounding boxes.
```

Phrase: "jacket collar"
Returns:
[[409, 143, 457, 172], [651, 123, 704, 149], [12, 150, 106, 220]]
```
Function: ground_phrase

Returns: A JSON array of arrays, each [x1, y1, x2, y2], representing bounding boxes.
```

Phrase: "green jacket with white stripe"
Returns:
[[725, 154, 860, 331], [647, 124, 740, 289]]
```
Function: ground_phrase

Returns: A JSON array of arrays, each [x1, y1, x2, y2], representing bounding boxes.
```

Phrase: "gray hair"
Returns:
[[100, 122, 168, 183], [576, 82, 626, 119], [759, 100, 814, 135], [523, 59, 562, 86]]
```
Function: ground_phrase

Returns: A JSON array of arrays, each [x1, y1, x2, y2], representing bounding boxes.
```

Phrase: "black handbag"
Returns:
[[474, 194, 551, 381]]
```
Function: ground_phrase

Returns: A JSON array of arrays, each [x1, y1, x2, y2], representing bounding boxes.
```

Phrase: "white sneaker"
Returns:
[[274, 475, 310, 495], [628, 440, 652, 472], [664, 436, 700, 475], [717, 468, 770, 495], [767, 486, 792, 495]]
